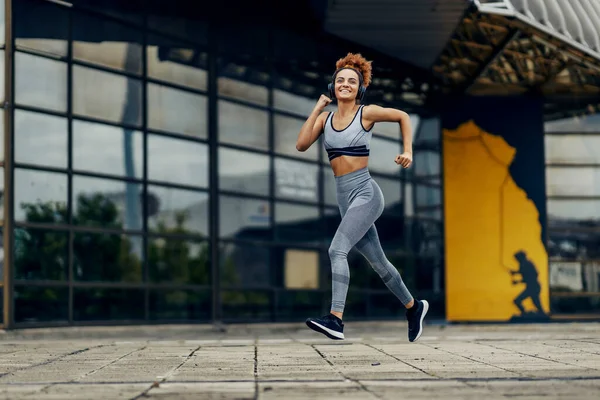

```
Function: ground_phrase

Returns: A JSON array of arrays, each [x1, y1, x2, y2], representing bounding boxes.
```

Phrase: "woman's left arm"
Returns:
[[363, 105, 413, 168]]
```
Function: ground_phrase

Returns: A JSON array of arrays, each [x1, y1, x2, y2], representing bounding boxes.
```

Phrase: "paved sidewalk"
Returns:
[[1, 321, 599, 399]]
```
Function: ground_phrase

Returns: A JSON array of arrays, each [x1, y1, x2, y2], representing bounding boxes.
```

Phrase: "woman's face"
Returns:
[[334, 69, 360, 101]]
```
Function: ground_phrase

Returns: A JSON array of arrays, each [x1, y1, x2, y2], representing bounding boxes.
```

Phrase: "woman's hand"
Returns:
[[315, 94, 332, 112], [395, 152, 412, 168]]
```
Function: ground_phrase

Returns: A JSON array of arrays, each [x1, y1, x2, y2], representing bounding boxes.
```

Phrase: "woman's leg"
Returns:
[[354, 225, 414, 306]]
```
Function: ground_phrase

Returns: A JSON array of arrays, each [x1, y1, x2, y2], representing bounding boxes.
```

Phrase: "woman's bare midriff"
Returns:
[[330, 155, 369, 177]]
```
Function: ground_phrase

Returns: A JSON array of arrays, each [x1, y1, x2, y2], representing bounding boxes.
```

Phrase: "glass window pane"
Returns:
[[219, 148, 269, 196], [73, 120, 143, 178], [373, 122, 400, 140], [219, 101, 268, 150], [14, 0, 68, 56], [273, 89, 319, 116], [73, 12, 142, 74], [274, 114, 319, 160], [14, 227, 68, 281], [0, 0, 5, 46], [545, 135, 600, 164], [415, 117, 440, 144], [147, 35, 207, 91], [275, 202, 320, 243], [218, 59, 269, 106], [220, 196, 270, 239], [73, 232, 142, 282], [220, 242, 270, 287], [548, 200, 600, 228], [375, 176, 402, 212], [147, 15, 208, 43], [147, 185, 208, 237], [276, 291, 322, 320], [72, 176, 142, 231], [15, 110, 67, 168], [15, 52, 67, 112], [15, 286, 68, 323], [73, 65, 142, 126], [369, 137, 401, 175], [148, 135, 208, 187], [148, 238, 209, 284], [147, 83, 207, 137], [548, 231, 600, 260], [222, 290, 272, 320], [323, 168, 337, 206], [545, 113, 600, 133], [275, 158, 319, 202], [149, 290, 211, 321], [0, 50, 5, 104], [15, 169, 67, 224], [416, 185, 441, 207], [414, 151, 440, 179], [547, 167, 600, 197], [74, 288, 145, 321]]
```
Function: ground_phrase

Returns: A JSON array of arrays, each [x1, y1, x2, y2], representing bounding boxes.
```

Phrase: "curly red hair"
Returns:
[[335, 53, 373, 88]]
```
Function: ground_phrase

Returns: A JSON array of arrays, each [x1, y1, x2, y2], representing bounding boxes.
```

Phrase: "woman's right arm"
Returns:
[[296, 95, 332, 152]]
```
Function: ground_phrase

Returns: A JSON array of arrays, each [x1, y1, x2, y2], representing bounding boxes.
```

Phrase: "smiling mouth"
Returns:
[[339, 89, 350, 94]]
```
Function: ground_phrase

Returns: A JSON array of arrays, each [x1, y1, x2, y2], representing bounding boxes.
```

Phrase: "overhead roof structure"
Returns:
[[322, 0, 600, 120]]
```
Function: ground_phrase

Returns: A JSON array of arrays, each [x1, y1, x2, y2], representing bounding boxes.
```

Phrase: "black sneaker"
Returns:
[[306, 314, 345, 340], [406, 299, 429, 342]]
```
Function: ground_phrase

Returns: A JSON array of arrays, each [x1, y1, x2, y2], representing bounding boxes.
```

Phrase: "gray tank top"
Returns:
[[323, 105, 373, 161]]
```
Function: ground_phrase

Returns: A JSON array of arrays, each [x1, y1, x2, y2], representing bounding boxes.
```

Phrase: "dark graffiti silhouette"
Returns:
[[509, 251, 547, 319]]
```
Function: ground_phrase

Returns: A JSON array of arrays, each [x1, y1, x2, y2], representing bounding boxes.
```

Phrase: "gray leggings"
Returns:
[[330, 167, 413, 313]]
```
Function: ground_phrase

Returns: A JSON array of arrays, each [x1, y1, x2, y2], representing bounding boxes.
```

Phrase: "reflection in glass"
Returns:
[[0, 0, 5, 45], [276, 291, 323, 320], [323, 168, 338, 206], [14, 0, 68, 56], [548, 200, 600, 228], [219, 196, 270, 239], [545, 135, 600, 164], [220, 242, 270, 287], [14, 286, 68, 323], [15, 110, 67, 168], [148, 134, 208, 187], [147, 83, 207, 137], [416, 185, 441, 207], [14, 227, 67, 281], [546, 167, 600, 197], [74, 288, 145, 321], [369, 137, 400, 175], [274, 202, 319, 243], [147, 35, 207, 91], [415, 117, 440, 144], [148, 238, 209, 284], [0, 50, 4, 104], [281, 248, 319, 289], [219, 147, 269, 196], [273, 89, 319, 116], [14, 169, 67, 224], [274, 114, 319, 160], [375, 176, 402, 211], [73, 232, 142, 282], [15, 52, 67, 112], [73, 12, 143, 74], [73, 120, 143, 178], [218, 67, 268, 106], [414, 151, 440, 179], [72, 175, 142, 231], [218, 100, 268, 150], [147, 185, 209, 237], [548, 230, 600, 260], [149, 290, 211, 321], [545, 113, 600, 133], [222, 290, 271, 320], [275, 158, 319, 202], [73, 65, 142, 126]]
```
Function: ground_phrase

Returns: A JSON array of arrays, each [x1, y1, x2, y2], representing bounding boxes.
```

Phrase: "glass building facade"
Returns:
[[545, 115, 600, 317], [0, 0, 443, 328]]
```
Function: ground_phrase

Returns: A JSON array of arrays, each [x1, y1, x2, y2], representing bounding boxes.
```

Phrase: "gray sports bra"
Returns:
[[323, 105, 373, 161]]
